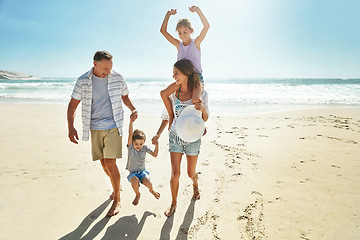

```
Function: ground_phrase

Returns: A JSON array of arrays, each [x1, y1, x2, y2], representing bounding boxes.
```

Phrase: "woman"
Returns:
[[160, 59, 209, 217]]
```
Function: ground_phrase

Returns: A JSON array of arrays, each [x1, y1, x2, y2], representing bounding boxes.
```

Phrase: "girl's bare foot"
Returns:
[[106, 200, 121, 216], [150, 189, 160, 199], [193, 186, 200, 200], [132, 193, 141, 206], [164, 204, 177, 217]]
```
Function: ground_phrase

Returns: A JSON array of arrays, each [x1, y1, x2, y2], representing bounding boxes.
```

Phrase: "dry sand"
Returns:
[[0, 103, 359, 240]]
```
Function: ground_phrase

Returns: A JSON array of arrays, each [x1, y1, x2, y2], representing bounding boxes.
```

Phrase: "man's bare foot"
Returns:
[[132, 193, 141, 206], [193, 186, 200, 200], [106, 200, 121, 216], [150, 189, 160, 199], [164, 204, 176, 217]]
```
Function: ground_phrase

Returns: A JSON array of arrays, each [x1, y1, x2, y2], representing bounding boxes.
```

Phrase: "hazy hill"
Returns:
[[0, 70, 39, 80]]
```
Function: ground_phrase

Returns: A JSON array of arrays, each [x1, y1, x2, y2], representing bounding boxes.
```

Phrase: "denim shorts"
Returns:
[[127, 170, 150, 183], [169, 134, 201, 156], [198, 73, 204, 85]]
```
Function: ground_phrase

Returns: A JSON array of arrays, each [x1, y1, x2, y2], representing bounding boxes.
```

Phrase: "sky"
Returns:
[[1, 0, 360, 78]]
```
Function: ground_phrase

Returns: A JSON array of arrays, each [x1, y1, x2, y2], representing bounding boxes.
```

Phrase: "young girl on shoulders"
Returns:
[[160, 5, 209, 127]]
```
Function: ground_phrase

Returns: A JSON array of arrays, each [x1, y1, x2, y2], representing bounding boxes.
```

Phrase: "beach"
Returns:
[[0, 103, 359, 239]]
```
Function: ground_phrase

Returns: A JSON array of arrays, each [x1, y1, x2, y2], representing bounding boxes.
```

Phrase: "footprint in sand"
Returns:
[[237, 191, 266, 240], [188, 211, 220, 240]]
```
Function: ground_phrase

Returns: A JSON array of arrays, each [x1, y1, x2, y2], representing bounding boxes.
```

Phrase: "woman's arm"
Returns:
[[160, 88, 176, 128], [151, 119, 169, 144], [160, 82, 178, 118], [194, 99, 209, 122]]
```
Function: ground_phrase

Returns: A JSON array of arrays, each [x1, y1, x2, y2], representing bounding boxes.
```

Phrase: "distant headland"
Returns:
[[0, 70, 40, 80]]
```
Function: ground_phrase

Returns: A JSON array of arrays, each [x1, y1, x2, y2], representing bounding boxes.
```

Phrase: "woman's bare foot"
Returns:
[[109, 186, 122, 199], [150, 189, 160, 199], [106, 200, 121, 216], [164, 204, 177, 217], [132, 193, 141, 206], [193, 186, 200, 200], [202, 127, 207, 136]]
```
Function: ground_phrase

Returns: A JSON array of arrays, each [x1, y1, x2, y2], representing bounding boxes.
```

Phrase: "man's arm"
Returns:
[[122, 95, 138, 120], [67, 98, 81, 144]]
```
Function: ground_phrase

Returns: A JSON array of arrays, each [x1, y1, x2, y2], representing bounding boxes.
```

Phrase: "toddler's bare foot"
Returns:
[[164, 204, 176, 217], [132, 193, 141, 206], [106, 200, 121, 216], [150, 189, 160, 199], [193, 186, 200, 200]]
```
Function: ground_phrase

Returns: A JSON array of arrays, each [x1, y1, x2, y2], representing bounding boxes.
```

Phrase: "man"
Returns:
[[67, 50, 137, 216]]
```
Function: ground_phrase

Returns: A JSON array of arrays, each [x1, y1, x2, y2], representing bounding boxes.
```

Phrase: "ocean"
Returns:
[[1, 78, 360, 115]]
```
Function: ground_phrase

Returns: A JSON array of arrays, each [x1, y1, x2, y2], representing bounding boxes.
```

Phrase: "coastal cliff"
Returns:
[[0, 70, 39, 80]]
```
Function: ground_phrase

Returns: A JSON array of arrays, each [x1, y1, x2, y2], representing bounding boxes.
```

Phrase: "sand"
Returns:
[[0, 103, 359, 240]]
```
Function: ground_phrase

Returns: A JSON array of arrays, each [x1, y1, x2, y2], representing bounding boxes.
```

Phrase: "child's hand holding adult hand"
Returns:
[[151, 134, 159, 145], [130, 110, 137, 122], [130, 109, 138, 122]]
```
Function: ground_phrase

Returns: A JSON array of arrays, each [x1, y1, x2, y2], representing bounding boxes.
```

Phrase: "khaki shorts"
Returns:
[[90, 128, 122, 161]]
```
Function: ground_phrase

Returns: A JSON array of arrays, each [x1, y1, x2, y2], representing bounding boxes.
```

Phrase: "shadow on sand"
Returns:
[[59, 199, 155, 240], [59, 199, 112, 240], [101, 211, 156, 240], [159, 199, 196, 240]]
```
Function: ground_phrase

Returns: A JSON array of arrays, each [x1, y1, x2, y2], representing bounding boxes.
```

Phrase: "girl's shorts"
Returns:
[[198, 73, 204, 85]]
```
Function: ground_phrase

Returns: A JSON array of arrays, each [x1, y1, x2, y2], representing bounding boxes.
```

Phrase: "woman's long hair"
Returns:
[[174, 59, 201, 94]]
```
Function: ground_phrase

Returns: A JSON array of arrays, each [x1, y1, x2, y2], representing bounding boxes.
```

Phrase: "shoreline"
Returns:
[[1, 99, 359, 116], [0, 103, 359, 239]]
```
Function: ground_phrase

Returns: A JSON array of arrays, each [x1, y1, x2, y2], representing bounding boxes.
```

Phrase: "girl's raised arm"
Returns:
[[190, 6, 210, 50], [149, 142, 159, 157], [160, 9, 181, 49], [127, 116, 135, 147]]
